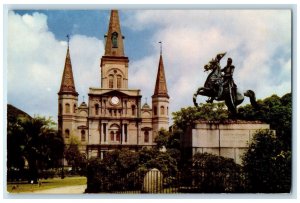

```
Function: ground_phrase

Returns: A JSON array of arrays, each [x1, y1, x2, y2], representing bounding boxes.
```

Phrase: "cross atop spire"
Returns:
[[58, 41, 78, 96], [159, 41, 162, 55], [104, 10, 125, 57], [66, 34, 70, 47]]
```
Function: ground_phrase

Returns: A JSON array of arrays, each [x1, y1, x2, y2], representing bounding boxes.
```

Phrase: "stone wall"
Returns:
[[182, 120, 270, 164]]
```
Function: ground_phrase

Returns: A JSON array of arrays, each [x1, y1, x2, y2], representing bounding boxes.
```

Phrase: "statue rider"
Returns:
[[206, 53, 225, 103], [221, 58, 237, 95]]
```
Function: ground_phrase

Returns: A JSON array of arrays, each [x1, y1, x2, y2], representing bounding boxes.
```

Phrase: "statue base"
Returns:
[[181, 120, 271, 164]]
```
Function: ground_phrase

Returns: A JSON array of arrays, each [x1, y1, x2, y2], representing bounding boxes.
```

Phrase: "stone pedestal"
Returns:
[[182, 120, 271, 164]]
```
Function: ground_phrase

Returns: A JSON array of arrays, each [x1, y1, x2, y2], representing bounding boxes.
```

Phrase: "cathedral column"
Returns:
[[105, 123, 109, 144], [122, 124, 125, 144], [120, 120, 123, 144], [102, 122, 108, 144]]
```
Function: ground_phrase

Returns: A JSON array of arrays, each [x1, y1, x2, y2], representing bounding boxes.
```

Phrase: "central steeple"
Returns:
[[104, 10, 125, 57], [100, 10, 129, 89]]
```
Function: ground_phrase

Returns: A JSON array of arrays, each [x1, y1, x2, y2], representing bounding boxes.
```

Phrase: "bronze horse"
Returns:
[[193, 54, 257, 114]]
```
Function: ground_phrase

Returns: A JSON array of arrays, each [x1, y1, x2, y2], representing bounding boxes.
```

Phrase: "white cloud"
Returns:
[[124, 10, 292, 115], [7, 10, 292, 123], [69, 35, 104, 98], [129, 55, 157, 101], [7, 11, 104, 119]]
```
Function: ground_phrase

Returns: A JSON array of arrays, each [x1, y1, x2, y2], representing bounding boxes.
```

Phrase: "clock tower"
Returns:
[[87, 10, 149, 158]]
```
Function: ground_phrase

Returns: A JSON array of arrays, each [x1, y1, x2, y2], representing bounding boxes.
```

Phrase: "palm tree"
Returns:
[[7, 115, 64, 183]]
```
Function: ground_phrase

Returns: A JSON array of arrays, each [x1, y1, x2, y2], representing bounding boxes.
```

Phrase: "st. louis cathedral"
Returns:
[[58, 10, 169, 158]]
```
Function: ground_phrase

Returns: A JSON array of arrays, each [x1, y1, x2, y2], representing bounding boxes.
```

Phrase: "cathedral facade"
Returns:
[[58, 10, 169, 158]]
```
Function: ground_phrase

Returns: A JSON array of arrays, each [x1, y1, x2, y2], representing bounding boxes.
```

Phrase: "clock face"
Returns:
[[111, 96, 120, 105]]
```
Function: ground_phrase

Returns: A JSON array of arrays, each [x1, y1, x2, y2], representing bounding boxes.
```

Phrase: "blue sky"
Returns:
[[7, 9, 292, 122], [13, 10, 155, 61]]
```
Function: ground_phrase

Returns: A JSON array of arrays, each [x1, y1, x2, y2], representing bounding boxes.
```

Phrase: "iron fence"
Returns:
[[86, 169, 245, 193]]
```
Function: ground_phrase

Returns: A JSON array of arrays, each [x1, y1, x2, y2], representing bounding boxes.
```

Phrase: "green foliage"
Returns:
[[238, 93, 292, 150], [154, 129, 170, 149], [172, 102, 228, 130], [242, 130, 291, 193], [64, 144, 87, 175], [7, 113, 64, 183], [103, 149, 140, 175], [68, 135, 81, 145], [85, 149, 140, 193], [182, 153, 244, 193], [86, 146, 179, 193], [239, 94, 292, 193], [137, 148, 178, 176]]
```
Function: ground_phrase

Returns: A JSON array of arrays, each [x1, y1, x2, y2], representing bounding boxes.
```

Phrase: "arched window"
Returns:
[[95, 104, 99, 115], [116, 131, 120, 142], [65, 129, 70, 138], [109, 124, 120, 142], [132, 105, 136, 116], [110, 131, 114, 141], [109, 75, 114, 88], [144, 131, 149, 143], [167, 106, 169, 115], [81, 130, 86, 141], [160, 106, 165, 115], [154, 106, 157, 116], [65, 103, 70, 113], [112, 32, 118, 48], [117, 75, 122, 88], [59, 104, 62, 114], [73, 104, 76, 113]]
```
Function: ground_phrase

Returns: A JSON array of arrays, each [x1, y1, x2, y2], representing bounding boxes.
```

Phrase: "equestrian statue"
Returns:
[[193, 52, 258, 115]]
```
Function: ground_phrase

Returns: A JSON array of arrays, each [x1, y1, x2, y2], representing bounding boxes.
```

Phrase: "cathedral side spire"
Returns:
[[152, 44, 169, 138], [152, 52, 169, 98], [58, 40, 78, 96], [104, 10, 125, 56]]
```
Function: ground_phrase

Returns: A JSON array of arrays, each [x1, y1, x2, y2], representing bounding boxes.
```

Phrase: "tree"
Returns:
[[238, 93, 292, 193], [172, 102, 228, 131], [85, 149, 140, 193], [154, 129, 169, 150], [7, 109, 64, 183], [86, 146, 180, 193], [238, 93, 292, 150], [242, 130, 291, 193], [7, 104, 31, 172], [183, 152, 244, 193], [64, 136, 87, 175]]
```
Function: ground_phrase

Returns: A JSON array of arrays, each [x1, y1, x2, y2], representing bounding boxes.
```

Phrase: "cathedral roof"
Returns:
[[142, 102, 151, 109], [152, 54, 169, 98], [104, 10, 125, 57], [58, 46, 78, 96], [79, 101, 88, 108]]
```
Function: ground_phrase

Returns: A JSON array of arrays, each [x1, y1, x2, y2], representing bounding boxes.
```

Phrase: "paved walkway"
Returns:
[[33, 185, 87, 194]]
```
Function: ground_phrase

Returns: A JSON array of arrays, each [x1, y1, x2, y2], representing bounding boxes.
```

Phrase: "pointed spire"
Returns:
[[59, 40, 78, 96], [153, 52, 169, 98], [104, 10, 125, 56]]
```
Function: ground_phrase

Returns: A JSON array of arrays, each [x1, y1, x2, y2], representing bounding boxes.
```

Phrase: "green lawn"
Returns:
[[7, 176, 87, 193]]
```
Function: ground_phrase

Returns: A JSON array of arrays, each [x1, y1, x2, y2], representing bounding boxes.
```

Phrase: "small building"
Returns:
[[181, 120, 271, 164]]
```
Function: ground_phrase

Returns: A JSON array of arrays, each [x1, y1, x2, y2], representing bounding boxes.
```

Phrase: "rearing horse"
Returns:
[[193, 54, 258, 114]]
